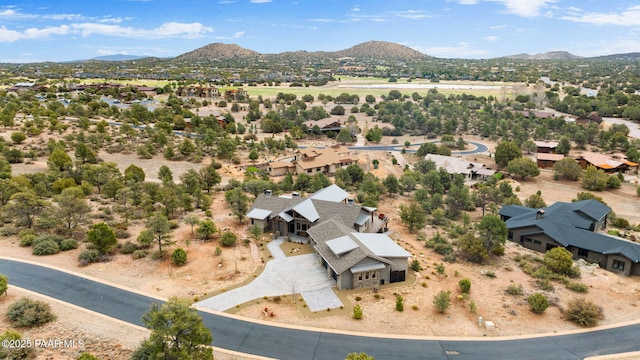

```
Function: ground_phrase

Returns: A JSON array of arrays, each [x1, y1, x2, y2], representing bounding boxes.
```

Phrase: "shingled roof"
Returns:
[[500, 200, 640, 263]]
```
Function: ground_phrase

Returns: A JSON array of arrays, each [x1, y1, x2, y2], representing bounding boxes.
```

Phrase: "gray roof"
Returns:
[[308, 218, 409, 274], [326, 235, 359, 256], [291, 199, 320, 222], [246, 208, 272, 220], [355, 211, 370, 226], [351, 262, 386, 273], [502, 200, 640, 262], [352, 233, 412, 258], [310, 184, 350, 203]]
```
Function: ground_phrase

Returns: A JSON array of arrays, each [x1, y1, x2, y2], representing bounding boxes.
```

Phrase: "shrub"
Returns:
[[6, 297, 56, 327], [527, 293, 549, 314], [433, 290, 451, 314], [565, 298, 603, 327], [505, 284, 524, 296], [353, 304, 363, 320], [171, 248, 187, 266], [435, 263, 445, 275], [567, 282, 589, 293], [132, 250, 149, 259], [59, 238, 78, 251], [220, 231, 237, 247], [32, 239, 60, 256], [458, 278, 471, 294], [484, 271, 496, 278], [78, 249, 100, 266], [544, 247, 574, 275], [395, 295, 404, 312], [115, 229, 131, 239], [410, 259, 421, 272], [120, 241, 138, 254], [33, 234, 65, 247], [19, 233, 36, 247], [77, 354, 100, 360], [612, 218, 630, 229], [0, 329, 35, 359]]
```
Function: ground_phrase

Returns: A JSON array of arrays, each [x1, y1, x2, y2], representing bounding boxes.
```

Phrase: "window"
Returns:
[[524, 238, 533, 243], [372, 272, 376, 279], [578, 248, 588, 257], [365, 272, 369, 280], [508, 231, 513, 240], [533, 240, 542, 245], [307, 169, 312, 173], [358, 273, 363, 281], [612, 259, 625, 271]]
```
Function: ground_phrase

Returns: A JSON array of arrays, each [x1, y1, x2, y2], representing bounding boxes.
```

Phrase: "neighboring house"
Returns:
[[294, 147, 359, 176], [576, 152, 639, 174], [576, 112, 603, 128], [424, 154, 495, 181], [303, 118, 342, 133], [308, 219, 411, 289], [265, 161, 296, 177], [499, 200, 640, 276], [176, 85, 220, 98], [534, 140, 559, 154], [519, 110, 556, 119], [246, 184, 389, 238], [536, 153, 564, 168], [7, 82, 45, 93], [224, 88, 247, 101]]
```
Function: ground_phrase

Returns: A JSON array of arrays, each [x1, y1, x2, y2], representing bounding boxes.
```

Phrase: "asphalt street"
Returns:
[[1, 258, 639, 359]]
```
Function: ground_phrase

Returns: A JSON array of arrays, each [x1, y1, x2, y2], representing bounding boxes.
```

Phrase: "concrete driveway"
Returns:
[[196, 239, 342, 312]]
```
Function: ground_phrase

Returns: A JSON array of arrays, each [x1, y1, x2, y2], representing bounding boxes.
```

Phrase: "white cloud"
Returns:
[[42, 13, 85, 21], [250, 0, 272, 3], [394, 10, 432, 19], [215, 31, 246, 40], [351, 6, 360, 12], [484, 35, 498, 42], [0, 21, 213, 42], [561, 5, 640, 26], [573, 37, 640, 57], [455, 0, 479, 4], [490, 24, 507, 30], [492, 0, 556, 18]]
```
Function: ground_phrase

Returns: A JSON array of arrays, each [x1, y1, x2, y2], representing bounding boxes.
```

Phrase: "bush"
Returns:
[[120, 241, 138, 254], [566, 282, 589, 293], [220, 231, 237, 247], [32, 239, 60, 256], [132, 250, 149, 259], [171, 248, 187, 266], [19, 233, 36, 247], [78, 249, 100, 266], [458, 278, 471, 294], [612, 218, 630, 229], [59, 238, 78, 251], [505, 284, 524, 296], [77, 354, 100, 360], [565, 298, 603, 327], [0, 329, 35, 359], [395, 295, 404, 312], [544, 247, 574, 275], [433, 290, 451, 314], [353, 304, 363, 320], [6, 297, 56, 327], [410, 259, 421, 272], [527, 293, 549, 314]]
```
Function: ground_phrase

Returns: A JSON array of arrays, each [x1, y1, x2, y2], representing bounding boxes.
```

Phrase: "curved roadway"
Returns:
[[348, 141, 489, 155], [0, 258, 637, 360]]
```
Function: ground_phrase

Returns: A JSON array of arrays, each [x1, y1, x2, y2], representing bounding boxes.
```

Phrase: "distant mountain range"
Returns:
[[176, 41, 428, 62], [501, 51, 583, 60], [90, 54, 148, 61], [77, 42, 640, 63]]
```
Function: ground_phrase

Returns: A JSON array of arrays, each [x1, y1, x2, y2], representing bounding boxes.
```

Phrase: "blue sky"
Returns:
[[1, 0, 639, 63]]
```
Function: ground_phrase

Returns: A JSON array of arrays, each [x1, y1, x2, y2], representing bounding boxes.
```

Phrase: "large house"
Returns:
[[246, 184, 388, 238], [246, 184, 407, 289], [499, 200, 640, 276], [424, 154, 495, 181], [576, 152, 639, 174], [308, 219, 411, 289]]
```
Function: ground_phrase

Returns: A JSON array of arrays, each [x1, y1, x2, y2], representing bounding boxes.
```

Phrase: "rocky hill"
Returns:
[[176, 43, 260, 61], [502, 51, 582, 60], [175, 41, 428, 62]]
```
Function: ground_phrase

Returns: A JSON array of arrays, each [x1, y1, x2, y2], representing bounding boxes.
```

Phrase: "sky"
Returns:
[[1, 0, 639, 63]]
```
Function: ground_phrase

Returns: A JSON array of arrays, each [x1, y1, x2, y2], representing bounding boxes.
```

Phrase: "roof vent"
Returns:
[[265, 190, 272, 197], [536, 209, 545, 219], [347, 198, 355, 206], [292, 192, 300, 197]]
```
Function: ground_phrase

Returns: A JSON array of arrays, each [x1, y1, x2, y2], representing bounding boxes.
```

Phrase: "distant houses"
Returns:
[[423, 154, 495, 181], [576, 152, 639, 174], [500, 200, 640, 276], [260, 147, 361, 177]]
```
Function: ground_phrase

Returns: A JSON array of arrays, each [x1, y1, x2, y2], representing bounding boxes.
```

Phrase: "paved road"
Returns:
[[1, 258, 639, 360], [348, 141, 489, 155]]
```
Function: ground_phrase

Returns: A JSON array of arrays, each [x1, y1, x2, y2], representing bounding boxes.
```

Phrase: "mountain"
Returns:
[[175, 41, 429, 62], [501, 51, 582, 60], [333, 41, 429, 61], [176, 43, 260, 61], [587, 52, 640, 61], [91, 54, 147, 61]]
